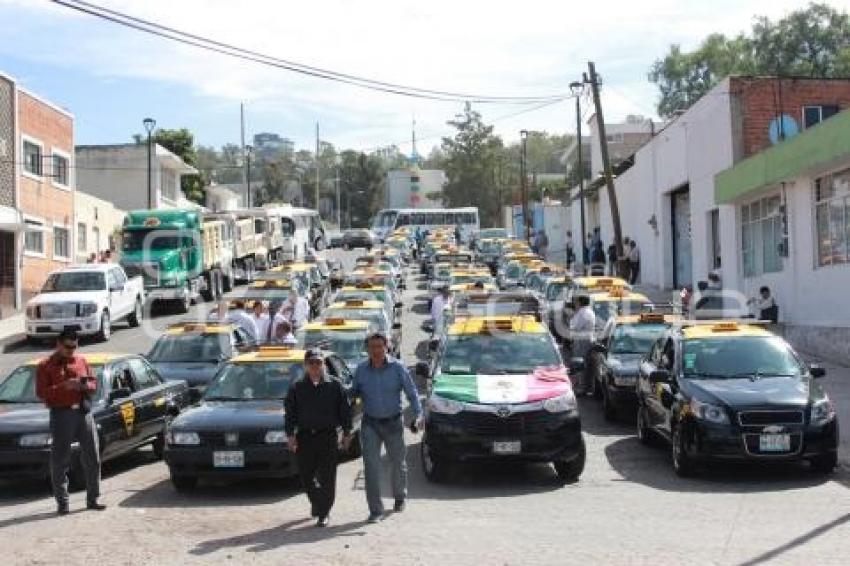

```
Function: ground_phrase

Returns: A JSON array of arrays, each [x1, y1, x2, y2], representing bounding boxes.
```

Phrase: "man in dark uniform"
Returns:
[[35, 329, 105, 515], [284, 348, 353, 527]]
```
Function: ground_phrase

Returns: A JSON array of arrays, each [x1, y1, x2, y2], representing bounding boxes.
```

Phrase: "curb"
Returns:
[[1, 333, 27, 353]]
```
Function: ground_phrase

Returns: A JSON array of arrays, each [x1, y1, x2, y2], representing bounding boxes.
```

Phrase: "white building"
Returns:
[[76, 143, 200, 212], [73, 191, 125, 262], [387, 168, 445, 209]]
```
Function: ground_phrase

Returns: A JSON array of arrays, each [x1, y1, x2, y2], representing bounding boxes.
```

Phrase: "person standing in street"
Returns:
[[282, 289, 310, 332], [250, 301, 271, 345], [569, 295, 596, 396], [285, 348, 353, 527], [607, 240, 617, 276], [628, 240, 641, 285], [352, 332, 423, 523], [537, 229, 549, 260], [35, 329, 105, 515], [430, 286, 452, 336], [565, 230, 574, 268]]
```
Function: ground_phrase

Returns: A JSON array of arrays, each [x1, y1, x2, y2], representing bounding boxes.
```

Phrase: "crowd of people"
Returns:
[[210, 289, 309, 345]]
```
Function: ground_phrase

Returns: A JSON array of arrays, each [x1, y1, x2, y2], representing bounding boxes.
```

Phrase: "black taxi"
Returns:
[[636, 321, 838, 476], [0, 353, 189, 486], [164, 345, 360, 490]]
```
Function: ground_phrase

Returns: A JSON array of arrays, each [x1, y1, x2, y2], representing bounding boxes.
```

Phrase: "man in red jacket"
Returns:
[[36, 329, 105, 515]]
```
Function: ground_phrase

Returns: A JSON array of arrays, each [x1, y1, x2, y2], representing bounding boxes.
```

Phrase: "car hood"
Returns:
[[687, 376, 811, 408], [0, 403, 50, 434], [606, 353, 644, 375], [151, 362, 221, 387], [170, 399, 285, 431], [433, 366, 572, 404], [28, 292, 102, 306]]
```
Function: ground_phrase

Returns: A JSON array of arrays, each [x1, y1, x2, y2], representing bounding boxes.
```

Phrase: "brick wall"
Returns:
[[18, 91, 75, 301], [731, 77, 850, 158]]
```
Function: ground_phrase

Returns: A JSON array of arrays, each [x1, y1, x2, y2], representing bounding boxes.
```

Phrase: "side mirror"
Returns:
[[568, 357, 585, 374], [649, 369, 671, 384], [810, 365, 826, 379], [108, 387, 132, 403], [415, 362, 430, 379]]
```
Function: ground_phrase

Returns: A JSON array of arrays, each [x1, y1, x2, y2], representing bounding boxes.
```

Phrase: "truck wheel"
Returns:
[[246, 259, 255, 282], [175, 284, 191, 314], [554, 437, 586, 484], [170, 474, 198, 492], [97, 311, 111, 342], [223, 271, 234, 293], [201, 274, 214, 302], [127, 299, 142, 328], [421, 439, 448, 483]]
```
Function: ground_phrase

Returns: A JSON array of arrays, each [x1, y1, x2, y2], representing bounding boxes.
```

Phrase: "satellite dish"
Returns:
[[768, 114, 800, 145]]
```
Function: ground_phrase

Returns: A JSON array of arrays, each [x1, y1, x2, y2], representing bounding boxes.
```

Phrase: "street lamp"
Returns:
[[569, 80, 587, 268], [245, 144, 253, 208], [334, 156, 342, 229], [143, 117, 156, 208], [520, 129, 530, 245]]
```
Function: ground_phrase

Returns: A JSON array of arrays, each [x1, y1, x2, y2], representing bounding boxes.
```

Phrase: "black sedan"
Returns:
[[341, 229, 378, 250], [636, 322, 838, 476], [0, 353, 189, 487]]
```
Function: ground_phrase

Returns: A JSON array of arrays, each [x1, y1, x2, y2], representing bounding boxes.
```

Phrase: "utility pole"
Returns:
[[335, 165, 341, 228], [245, 145, 253, 208], [315, 122, 320, 213], [241, 103, 247, 197], [520, 130, 529, 245], [587, 61, 626, 276]]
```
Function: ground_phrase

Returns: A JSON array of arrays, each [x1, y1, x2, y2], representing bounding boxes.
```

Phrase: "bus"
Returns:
[[263, 204, 326, 257], [372, 207, 480, 243]]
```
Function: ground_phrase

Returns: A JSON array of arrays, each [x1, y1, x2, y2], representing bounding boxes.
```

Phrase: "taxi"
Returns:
[[522, 264, 568, 293], [232, 279, 307, 307], [344, 269, 401, 303], [321, 300, 401, 357], [333, 283, 400, 322], [147, 321, 252, 390], [570, 276, 632, 293], [475, 237, 505, 274], [498, 256, 540, 290], [636, 321, 838, 476], [416, 316, 585, 483], [266, 261, 328, 315], [586, 288, 651, 329], [297, 318, 369, 373], [449, 281, 498, 294], [428, 262, 454, 293], [591, 313, 681, 420], [165, 345, 359, 490], [0, 353, 189, 485]]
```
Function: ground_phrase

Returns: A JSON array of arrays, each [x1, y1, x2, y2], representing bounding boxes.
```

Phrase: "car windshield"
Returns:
[[323, 309, 387, 331], [335, 291, 387, 304], [682, 336, 806, 379], [592, 300, 648, 323], [42, 271, 105, 292], [546, 282, 568, 301], [122, 229, 190, 252], [480, 229, 507, 239], [479, 240, 499, 253], [0, 364, 104, 403], [148, 333, 230, 363], [440, 333, 560, 374], [451, 275, 492, 286], [610, 324, 669, 354], [204, 361, 302, 400], [505, 264, 524, 279], [460, 299, 538, 317], [298, 330, 368, 362]]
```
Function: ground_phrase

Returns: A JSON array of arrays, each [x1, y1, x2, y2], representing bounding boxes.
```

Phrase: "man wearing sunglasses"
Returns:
[[35, 329, 105, 515], [284, 348, 353, 527]]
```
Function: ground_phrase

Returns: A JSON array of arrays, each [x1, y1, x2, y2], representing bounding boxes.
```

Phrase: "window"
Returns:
[[24, 219, 45, 255], [814, 168, 850, 267], [23, 140, 42, 176], [128, 358, 161, 390], [52, 153, 69, 186], [92, 226, 101, 252], [740, 194, 782, 277], [53, 225, 70, 260], [77, 222, 87, 254], [803, 105, 840, 129]]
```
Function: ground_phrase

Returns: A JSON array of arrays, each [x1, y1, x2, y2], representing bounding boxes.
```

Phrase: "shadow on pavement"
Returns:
[[119, 476, 301, 509], [576, 397, 635, 438], [736, 512, 850, 566]]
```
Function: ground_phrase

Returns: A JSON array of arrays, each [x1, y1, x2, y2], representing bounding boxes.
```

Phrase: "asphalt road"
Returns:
[[1, 250, 849, 565]]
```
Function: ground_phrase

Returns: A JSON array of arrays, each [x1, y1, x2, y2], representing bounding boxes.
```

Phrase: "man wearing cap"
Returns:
[[284, 348, 353, 527], [352, 332, 422, 523]]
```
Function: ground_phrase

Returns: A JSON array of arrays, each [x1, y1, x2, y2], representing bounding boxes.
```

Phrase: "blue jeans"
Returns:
[[361, 415, 407, 514]]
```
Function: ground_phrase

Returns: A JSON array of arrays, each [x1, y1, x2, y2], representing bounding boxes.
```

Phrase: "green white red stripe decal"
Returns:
[[433, 366, 571, 404]]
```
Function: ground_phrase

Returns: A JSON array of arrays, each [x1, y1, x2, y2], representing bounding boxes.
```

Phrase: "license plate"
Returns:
[[759, 434, 790, 452], [213, 451, 245, 467], [493, 441, 521, 454]]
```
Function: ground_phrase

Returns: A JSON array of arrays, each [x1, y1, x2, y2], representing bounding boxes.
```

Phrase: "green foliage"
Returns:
[[134, 127, 205, 204], [650, 2, 850, 117]]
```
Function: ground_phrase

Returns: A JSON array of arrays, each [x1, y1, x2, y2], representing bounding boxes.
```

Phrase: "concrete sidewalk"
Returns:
[[0, 313, 25, 352]]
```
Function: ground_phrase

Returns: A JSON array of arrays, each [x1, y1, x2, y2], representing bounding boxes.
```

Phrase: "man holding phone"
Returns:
[[36, 329, 105, 515]]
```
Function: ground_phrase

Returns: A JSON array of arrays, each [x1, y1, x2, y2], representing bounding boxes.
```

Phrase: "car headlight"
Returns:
[[19, 433, 52, 447], [79, 302, 98, 317], [613, 373, 637, 387], [167, 431, 200, 445], [543, 391, 578, 413], [687, 398, 729, 424], [428, 394, 464, 415], [264, 430, 287, 444], [811, 398, 836, 425]]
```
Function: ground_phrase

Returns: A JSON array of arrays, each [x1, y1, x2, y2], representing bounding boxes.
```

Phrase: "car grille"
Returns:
[[198, 431, 267, 448], [123, 262, 160, 287], [37, 303, 79, 319], [737, 410, 804, 426], [432, 410, 563, 436]]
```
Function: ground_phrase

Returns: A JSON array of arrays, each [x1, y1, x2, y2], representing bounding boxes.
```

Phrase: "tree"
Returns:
[[134, 127, 205, 204], [649, 3, 850, 117]]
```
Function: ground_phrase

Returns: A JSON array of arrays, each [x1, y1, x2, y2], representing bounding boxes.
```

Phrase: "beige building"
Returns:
[[74, 191, 125, 262]]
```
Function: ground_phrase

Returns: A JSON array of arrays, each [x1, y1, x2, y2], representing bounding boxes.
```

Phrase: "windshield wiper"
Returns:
[[729, 371, 798, 380], [204, 395, 243, 401]]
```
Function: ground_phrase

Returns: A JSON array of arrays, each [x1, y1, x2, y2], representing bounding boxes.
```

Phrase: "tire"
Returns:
[[96, 311, 111, 342], [127, 298, 142, 328], [636, 404, 653, 445], [152, 432, 165, 460], [175, 284, 191, 314], [246, 259, 255, 282], [421, 438, 448, 483], [554, 437, 586, 484], [170, 474, 198, 492], [810, 451, 837, 474], [223, 271, 234, 293], [672, 424, 696, 477]]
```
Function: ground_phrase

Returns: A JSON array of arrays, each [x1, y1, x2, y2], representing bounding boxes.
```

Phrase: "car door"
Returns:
[[327, 355, 362, 429], [94, 362, 128, 460], [127, 356, 171, 443], [101, 359, 140, 455], [640, 338, 667, 431]]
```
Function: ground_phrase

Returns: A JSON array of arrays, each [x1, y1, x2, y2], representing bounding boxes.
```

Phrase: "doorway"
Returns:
[[671, 188, 692, 288], [0, 231, 16, 318]]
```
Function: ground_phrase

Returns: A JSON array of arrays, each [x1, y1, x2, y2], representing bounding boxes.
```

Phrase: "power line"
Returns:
[[50, 0, 573, 104]]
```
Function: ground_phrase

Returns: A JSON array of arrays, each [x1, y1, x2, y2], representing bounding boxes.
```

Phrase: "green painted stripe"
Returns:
[[432, 374, 479, 403]]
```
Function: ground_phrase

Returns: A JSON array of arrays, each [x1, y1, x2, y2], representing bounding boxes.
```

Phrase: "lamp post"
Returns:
[[569, 81, 587, 268], [520, 129, 530, 245], [245, 144, 253, 207], [143, 117, 156, 208], [335, 157, 342, 228]]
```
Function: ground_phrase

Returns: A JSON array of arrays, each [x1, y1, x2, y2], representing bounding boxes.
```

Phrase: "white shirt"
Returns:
[[251, 313, 271, 344], [431, 294, 451, 330], [628, 245, 640, 262], [569, 306, 596, 339], [226, 310, 259, 341], [271, 332, 298, 346], [283, 296, 310, 328]]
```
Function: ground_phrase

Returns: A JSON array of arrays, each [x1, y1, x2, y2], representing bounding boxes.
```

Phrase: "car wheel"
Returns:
[[127, 299, 142, 328], [672, 424, 696, 477], [97, 311, 111, 342], [636, 404, 653, 445], [810, 451, 837, 474], [554, 436, 586, 484], [421, 438, 448, 483], [223, 272, 234, 293], [152, 432, 165, 460], [170, 474, 198, 492]]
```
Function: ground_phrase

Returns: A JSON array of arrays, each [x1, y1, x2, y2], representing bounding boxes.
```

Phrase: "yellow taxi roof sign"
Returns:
[[324, 317, 346, 326], [233, 347, 306, 363], [638, 313, 666, 324], [305, 319, 369, 331], [448, 315, 545, 336]]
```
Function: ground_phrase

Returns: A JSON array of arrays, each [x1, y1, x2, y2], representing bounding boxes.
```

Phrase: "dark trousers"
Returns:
[[629, 260, 640, 284], [49, 408, 100, 506], [296, 430, 338, 518]]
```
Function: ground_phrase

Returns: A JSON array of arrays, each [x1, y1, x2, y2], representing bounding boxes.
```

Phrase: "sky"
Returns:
[[0, 0, 833, 156]]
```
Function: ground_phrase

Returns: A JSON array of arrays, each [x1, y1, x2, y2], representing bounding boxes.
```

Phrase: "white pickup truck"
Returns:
[[25, 264, 146, 342]]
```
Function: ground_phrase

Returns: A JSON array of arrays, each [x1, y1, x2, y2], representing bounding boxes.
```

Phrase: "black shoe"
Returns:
[[393, 499, 406, 513], [57, 504, 69, 516], [366, 512, 383, 524], [316, 515, 329, 527], [86, 501, 107, 511]]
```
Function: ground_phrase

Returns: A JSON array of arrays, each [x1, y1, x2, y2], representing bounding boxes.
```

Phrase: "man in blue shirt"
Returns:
[[352, 332, 422, 523]]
